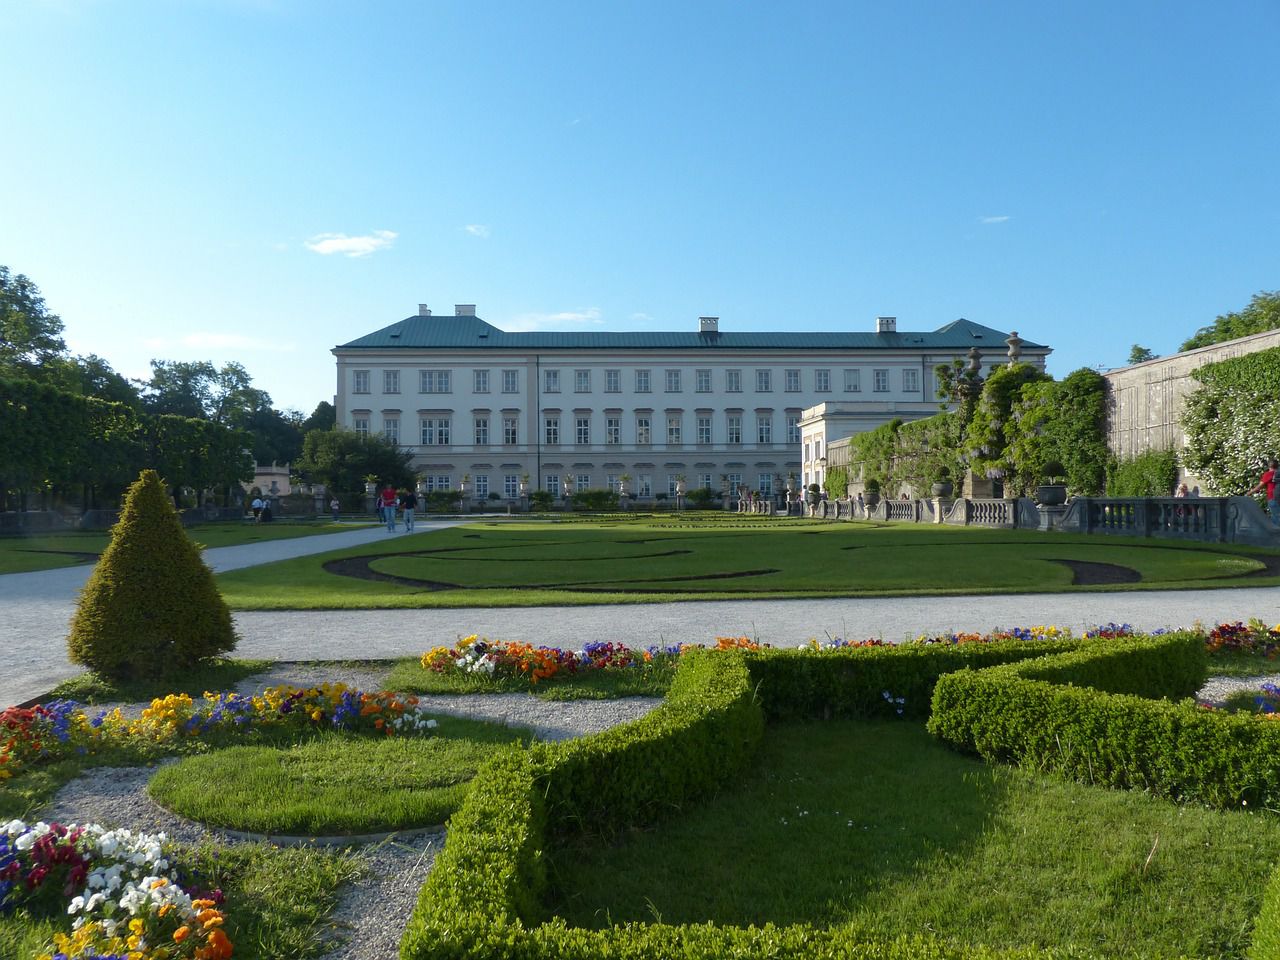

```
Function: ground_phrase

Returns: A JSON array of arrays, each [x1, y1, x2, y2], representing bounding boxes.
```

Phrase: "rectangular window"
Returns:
[[665, 369, 681, 392], [576, 474, 591, 492], [785, 369, 800, 392], [758, 474, 774, 496], [638, 474, 652, 498], [420, 370, 451, 393], [874, 369, 889, 392], [698, 473, 712, 490], [844, 369, 861, 393], [605, 369, 621, 393], [695, 369, 712, 392], [903, 368, 919, 393], [727, 414, 742, 444], [473, 474, 489, 497], [504, 474, 519, 498], [606, 473, 619, 492], [544, 369, 560, 393], [420, 417, 450, 445], [473, 369, 490, 393], [757, 414, 772, 444], [815, 369, 831, 392], [668, 475, 680, 497], [474, 416, 489, 446], [787, 414, 800, 444], [353, 370, 370, 394], [606, 416, 620, 445], [697, 416, 712, 444], [502, 369, 519, 393], [383, 370, 400, 394], [544, 416, 560, 445], [382, 417, 399, 443], [425, 475, 450, 493], [353, 416, 369, 437], [756, 369, 772, 392], [726, 369, 742, 392], [727, 473, 742, 496], [576, 416, 591, 445], [574, 369, 591, 393], [804, 441, 811, 462], [635, 369, 651, 393], [815, 439, 823, 459], [545, 474, 559, 495], [666, 415, 681, 445], [503, 416, 518, 445], [636, 416, 651, 445]]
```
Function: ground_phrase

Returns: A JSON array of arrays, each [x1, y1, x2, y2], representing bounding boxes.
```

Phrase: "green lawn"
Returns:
[[0, 519, 372, 574], [215, 518, 1280, 609], [548, 719, 1280, 958], [149, 718, 532, 835]]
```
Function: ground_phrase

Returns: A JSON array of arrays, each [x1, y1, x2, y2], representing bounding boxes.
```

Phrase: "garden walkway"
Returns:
[[4, 521, 1280, 708]]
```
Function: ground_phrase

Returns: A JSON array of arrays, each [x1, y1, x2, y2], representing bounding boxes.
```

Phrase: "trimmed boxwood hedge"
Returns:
[[400, 635, 1280, 959]]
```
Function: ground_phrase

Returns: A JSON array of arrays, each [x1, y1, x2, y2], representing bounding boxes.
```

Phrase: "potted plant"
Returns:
[[930, 466, 954, 499], [864, 478, 881, 508], [1035, 460, 1068, 506], [807, 482, 820, 504]]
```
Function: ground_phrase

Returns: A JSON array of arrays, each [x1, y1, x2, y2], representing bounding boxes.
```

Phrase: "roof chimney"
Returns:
[[876, 316, 897, 333], [455, 304, 477, 317], [418, 304, 431, 316], [699, 316, 719, 334]]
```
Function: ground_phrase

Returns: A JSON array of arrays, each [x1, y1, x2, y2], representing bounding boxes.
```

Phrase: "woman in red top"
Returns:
[[1248, 459, 1280, 522], [380, 484, 399, 532]]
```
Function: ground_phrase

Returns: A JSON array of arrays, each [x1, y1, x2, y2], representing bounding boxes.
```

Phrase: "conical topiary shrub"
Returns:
[[68, 469, 238, 679]]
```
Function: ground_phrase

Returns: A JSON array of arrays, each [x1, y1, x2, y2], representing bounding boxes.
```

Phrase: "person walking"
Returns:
[[250, 495, 263, 522], [1248, 459, 1280, 522], [329, 497, 341, 522], [380, 484, 399, 532], [400, 488, 418, 533]]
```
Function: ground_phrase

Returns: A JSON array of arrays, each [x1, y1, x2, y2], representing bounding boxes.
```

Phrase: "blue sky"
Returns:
[[3, 0, 1277, 413]]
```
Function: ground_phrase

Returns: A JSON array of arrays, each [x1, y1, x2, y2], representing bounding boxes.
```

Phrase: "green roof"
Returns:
[[337, 315, 1047, 352]]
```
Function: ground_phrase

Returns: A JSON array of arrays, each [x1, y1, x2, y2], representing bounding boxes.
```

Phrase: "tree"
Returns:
[[67, 469, 237, 679], [1180, 290, 1280, 351], [297, 428, 415, 506], [0, 266, 68, 379], [1128, 345, 1156, 364], [140, 359, 217, 419], [301, 401, 336, 433]]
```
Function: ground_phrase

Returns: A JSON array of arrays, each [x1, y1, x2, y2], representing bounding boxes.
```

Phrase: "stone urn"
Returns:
[[1035, 484, 1068, 507], [930, 481, 954, 498]]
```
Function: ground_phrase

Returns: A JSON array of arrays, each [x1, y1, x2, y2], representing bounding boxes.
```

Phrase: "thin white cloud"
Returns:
[[304, 229, 397, 257], [463, 224, 491, 239], [979, 215, 1011, 224], [630, 312, 654, 323], [504, 308, 604, 332]]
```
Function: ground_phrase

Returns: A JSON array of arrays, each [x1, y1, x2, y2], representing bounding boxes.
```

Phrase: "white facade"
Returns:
[[333, 307, 1050, 500]]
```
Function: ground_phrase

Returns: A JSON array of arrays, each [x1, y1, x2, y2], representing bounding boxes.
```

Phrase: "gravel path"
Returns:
[[41, 664, 661, 960]]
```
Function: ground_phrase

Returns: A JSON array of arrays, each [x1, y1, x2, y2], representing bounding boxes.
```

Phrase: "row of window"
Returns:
[[351, 413, 804, 447], [352, 367, 925, 396], [402, 473, 778, 499]]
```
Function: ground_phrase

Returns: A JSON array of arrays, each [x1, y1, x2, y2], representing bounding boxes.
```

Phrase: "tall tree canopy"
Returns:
[[0, 266, 68, 378], [1180, 290, 1280, 351]]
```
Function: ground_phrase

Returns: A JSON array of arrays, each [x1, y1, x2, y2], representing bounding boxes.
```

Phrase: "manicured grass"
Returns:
[[0, 520, 369, 574], [547, 719, 1280, 958], [215, 518, 1280, 609], [149, 718, 531, 835], [383, 656, 677, 700], [0, 840, 361, 960], [45, 657, 273, 704]]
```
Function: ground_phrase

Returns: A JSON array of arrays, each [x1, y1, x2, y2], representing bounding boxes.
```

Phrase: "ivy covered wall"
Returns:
[[1181, 345, 1280, 495]]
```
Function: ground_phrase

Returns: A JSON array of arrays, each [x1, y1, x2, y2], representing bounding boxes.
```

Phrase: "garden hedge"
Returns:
[[400, 635, 1280, 959]]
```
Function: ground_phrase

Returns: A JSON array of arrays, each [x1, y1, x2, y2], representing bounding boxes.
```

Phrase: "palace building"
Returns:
[[332, 305, 1050, 500]]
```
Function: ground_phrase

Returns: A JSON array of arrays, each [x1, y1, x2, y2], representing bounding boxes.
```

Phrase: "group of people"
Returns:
[[379, 484, 419, 533], [249, 495, 273, 523]]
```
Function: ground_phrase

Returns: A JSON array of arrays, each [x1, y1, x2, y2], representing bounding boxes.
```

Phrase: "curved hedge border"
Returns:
[[401, 639, 1133, 959]]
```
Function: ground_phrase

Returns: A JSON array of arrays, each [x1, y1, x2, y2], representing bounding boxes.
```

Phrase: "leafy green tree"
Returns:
[[301, 401, 336, 433], [144, 414, 254, 505], [1106, 450, 1179, 496], [962, 363, 1052, 488], [68, 469, 237, 679], [141, 359, 217, 419], [1005, 369, 1108, 495], [1181, 345, 1280, 494], [0, 266, 68, 379], [297, 428, 415, 507], [1181, 291, 1280, 351], [1128, 345, 1156, 364]]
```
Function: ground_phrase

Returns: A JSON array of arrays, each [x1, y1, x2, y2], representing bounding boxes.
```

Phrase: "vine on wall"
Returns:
[[1181, 345, 1280, 495]]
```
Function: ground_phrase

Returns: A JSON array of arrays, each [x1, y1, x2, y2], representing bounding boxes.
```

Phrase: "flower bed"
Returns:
[[0, 684, 438, 782], [2, 819, 231, 960]]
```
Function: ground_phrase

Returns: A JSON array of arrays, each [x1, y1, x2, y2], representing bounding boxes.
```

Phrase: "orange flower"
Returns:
[[173, 926, 191, 944]]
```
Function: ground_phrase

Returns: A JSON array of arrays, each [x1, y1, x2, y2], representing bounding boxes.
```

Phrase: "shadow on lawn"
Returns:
[[546, 720, 1007, 928]]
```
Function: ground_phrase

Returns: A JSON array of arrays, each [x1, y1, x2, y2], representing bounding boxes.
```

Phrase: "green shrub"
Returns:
[[569, 488, 619, 511], [1105, 449, 1179, 496], [686, 487, 719, 509], [530, 490, 554, 511], [66, 470, 237, 679]]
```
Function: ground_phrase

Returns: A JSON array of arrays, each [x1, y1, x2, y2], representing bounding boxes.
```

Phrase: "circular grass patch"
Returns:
[[148, 716, 530, 836]]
